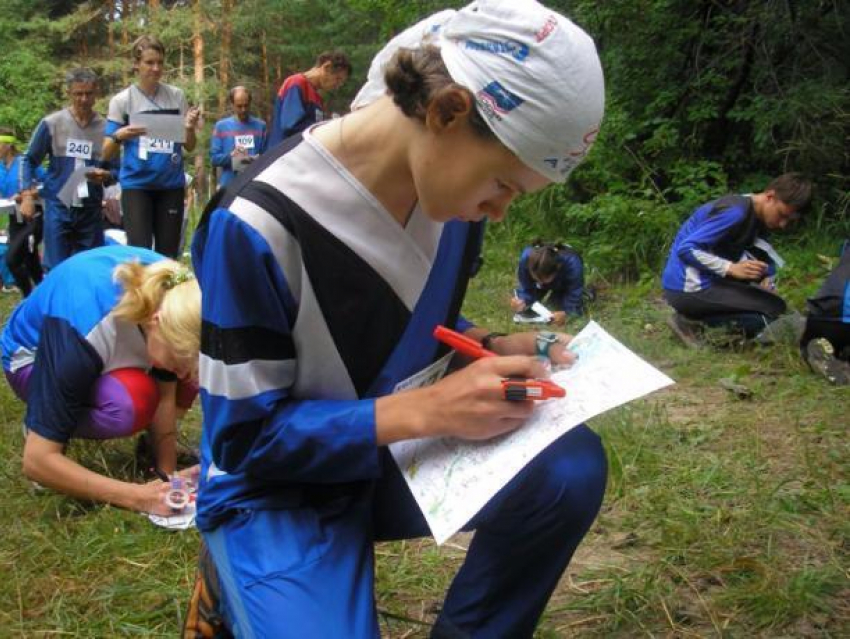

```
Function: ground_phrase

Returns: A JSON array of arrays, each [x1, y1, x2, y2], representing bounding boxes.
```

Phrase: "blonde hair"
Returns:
[[112, 259, 201, 361]]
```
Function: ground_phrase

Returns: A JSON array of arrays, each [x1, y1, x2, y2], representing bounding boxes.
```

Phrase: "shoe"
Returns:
[[805, 338, 850, 385], [666, 312, 702, 349], [755, 311, 806, 346], [1, 285, 17, 293]]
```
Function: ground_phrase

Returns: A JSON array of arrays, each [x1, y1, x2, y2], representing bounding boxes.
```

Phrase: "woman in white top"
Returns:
[[103, 35, 200, 258]]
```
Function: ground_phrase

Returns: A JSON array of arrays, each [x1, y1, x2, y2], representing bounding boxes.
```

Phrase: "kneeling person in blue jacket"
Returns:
[[662, 173, 812, 339], [510, 240, 587, 325]]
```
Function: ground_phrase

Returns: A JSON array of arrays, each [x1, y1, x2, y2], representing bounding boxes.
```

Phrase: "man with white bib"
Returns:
[[22, 68, 113, 269]]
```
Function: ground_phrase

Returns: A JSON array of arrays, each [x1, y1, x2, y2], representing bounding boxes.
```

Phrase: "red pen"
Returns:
[[501, 378, 566, 401], [433, 325, 497, 359], [433, 325, 566, 401]]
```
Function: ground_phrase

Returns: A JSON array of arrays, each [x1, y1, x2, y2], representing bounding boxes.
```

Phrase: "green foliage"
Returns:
[[0, 46, 57, 136]]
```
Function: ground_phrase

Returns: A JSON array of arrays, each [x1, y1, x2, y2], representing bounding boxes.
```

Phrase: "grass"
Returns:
[[0, 230, 847, 637]]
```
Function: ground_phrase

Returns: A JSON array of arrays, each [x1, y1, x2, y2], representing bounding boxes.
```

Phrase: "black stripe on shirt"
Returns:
[[201, 320, 296, 365]]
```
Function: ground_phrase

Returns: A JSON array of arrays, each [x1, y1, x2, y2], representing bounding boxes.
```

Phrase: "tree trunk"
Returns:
[[192, 0, 206, 206], [218, 0, 233, 118], [107, 0, 115, 68], [121, 0, 131, 85], [261, 30, 270, 122]]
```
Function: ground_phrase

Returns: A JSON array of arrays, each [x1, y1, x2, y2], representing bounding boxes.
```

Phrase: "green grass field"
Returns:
[[0, 234, 847, 637]]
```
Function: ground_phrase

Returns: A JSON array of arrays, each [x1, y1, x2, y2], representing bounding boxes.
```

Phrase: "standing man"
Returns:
[[23, 68, 114, 270], [210, 86, 267, 189], [267, 51, 351, 148]]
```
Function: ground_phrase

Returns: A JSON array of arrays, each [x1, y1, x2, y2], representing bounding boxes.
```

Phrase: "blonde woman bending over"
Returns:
[[1, 245, 200, 515]]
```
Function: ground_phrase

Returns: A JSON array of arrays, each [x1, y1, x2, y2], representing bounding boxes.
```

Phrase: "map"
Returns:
[[390, 321, 675, 544]]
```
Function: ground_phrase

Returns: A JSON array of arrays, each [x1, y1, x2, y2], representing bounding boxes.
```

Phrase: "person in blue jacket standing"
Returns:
[[191, 1, 608, 636], [267, 51, 351, 148], [662, 173, 812, 339], [22, 68, 115, 270], [209, 86, 267, 189], [0, 129, 44, 295], [511, 240, 587, 325]]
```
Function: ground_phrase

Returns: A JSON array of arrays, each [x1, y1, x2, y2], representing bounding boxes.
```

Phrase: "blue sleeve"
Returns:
[[23, 121, 51, 188], [279, 86, 308, 140], [209, 125, 231, 169], [515, 248, 537, 305], [193, 209, 380, 483], [98, 154, 120, 181], [554, 253, 585, 316], [677, 206, 747, 271], [456, 315, 474, 333], [257, 122, 268, 155], [25, 317, 103, 444], [104, 120, 121, 138]]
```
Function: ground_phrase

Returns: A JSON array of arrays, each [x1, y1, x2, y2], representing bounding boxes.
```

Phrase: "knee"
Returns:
[[531, 425, 608, 526]]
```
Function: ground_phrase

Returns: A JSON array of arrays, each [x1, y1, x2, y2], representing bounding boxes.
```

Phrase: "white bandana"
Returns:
[[351, 0, 605, 183]]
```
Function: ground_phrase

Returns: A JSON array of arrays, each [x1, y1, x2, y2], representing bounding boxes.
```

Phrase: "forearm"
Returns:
[[374, 390, 429, 445], [102, 137, 120, 162], [149, 383, 179, 473], [183, 127, 197, 153], [23, 444, 144, 511]]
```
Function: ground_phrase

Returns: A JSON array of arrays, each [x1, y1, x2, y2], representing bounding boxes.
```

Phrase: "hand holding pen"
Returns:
[[373, 327, 571, 445], [434, 325, 567, 401]]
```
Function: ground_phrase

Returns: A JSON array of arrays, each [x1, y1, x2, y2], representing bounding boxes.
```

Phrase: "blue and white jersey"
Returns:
[[0, 154, 25, 199], [23, 108, 113, 207], [209, 115, 267, 187], [662, 195, 764, 293], [515, 244, 585, 315], [105, 83, 189, 190], [0, 245, 164, 442], [192, 129, 481, 531]]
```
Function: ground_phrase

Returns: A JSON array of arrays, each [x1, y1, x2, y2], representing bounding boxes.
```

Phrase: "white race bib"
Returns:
[[139, 136, 175, 160], [66, 138, 93, 160], [235, 135, 255, 150], [393, 351, 454, 394]]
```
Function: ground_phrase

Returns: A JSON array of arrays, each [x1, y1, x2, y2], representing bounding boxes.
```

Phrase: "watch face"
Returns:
[[535, 331, 559, 357]]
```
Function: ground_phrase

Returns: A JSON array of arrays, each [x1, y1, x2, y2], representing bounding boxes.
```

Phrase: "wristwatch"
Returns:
[[535, 331, 559, 358]]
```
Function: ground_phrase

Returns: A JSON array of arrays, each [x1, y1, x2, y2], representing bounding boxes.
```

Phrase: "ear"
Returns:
[[424, 87, 475, 134]]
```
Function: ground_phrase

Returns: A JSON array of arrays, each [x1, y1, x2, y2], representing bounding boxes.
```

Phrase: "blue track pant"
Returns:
[[204, 423, 607, 639], [43, 200, 104, 270]]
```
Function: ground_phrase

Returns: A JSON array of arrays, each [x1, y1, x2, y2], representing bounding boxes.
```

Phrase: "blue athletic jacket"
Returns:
[[191, 135, 482, 531], [209, 115, 267, 188], [0, 245, 163, 442], [662, 195, 768, 293], [515, 245, 585, 316]]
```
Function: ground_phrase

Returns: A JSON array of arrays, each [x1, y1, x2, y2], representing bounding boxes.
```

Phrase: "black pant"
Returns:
[[6, 214, 43, 296], [665, 279, 787, 338], [121, 188, 185, 258]]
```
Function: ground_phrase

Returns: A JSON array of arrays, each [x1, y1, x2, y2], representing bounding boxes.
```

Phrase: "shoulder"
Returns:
[[109, 87, 132, 106], [43, 109, 66, 126], [161, 83, 185, 99], [281, 74, 308, 92], [707, 194, 750, 221]]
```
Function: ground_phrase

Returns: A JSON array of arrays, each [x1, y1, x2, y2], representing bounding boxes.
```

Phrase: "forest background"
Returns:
[[0, 1, 848, 637], [0, 0, 847, 274]]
